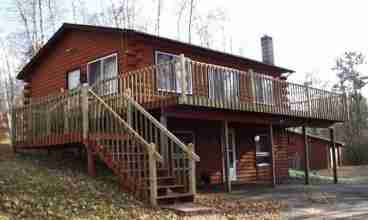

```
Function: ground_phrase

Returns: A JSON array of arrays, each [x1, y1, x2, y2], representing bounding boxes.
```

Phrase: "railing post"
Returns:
[[148, 143, 158, 206], [188, 143, 196, 195], [306, 87, 312, 117], [125, 89, 133, 126], [249, 69, 256, 103], [81, 84, 89, 142], [179, 54, 187, 102]]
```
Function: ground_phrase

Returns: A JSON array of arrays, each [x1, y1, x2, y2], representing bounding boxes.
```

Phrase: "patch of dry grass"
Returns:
[[0, 145, 282, 219]]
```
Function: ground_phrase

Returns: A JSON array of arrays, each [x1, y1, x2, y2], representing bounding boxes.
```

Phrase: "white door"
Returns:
[[228, 129, 237, 181]]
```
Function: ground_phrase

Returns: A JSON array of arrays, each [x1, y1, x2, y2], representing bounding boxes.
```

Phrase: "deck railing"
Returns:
[[184, 58, 347, 121], [13, 55, 348, 147], [97, 55, 347, 122], [12, 90, 83, 147]]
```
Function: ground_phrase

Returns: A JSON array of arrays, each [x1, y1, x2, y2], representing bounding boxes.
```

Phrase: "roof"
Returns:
[[17, 23, 295, 80], [288, 130, 345, 146]]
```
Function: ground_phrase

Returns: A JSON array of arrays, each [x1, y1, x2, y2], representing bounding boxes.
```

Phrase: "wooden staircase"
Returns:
[[87, 88, 199, 205]]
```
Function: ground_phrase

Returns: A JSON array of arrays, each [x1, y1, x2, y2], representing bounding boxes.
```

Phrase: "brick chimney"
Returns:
[[261, 35, 274, 65]]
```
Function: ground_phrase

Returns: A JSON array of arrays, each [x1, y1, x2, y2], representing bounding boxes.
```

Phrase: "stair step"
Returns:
[[158, 184, 184, 189], [157, 192, 193, 200], [157, 192, 194, 205]]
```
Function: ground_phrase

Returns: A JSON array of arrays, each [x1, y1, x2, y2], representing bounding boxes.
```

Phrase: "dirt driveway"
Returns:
[[220, 184, 368, 219]]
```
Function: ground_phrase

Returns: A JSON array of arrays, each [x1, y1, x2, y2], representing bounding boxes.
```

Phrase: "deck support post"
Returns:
[[148, 143, 158, 206], [329, 128, 338, 184], [269, 124, 276, 187], [87, 148, 96, 177], [222, 120, 231, 192], [11, 109, 17, 154], [188, 143, 196, 195], [302, 126, 310, 185]]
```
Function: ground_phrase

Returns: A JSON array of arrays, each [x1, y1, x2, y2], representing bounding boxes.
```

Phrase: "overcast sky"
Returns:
[[1, 0, 368, 92]]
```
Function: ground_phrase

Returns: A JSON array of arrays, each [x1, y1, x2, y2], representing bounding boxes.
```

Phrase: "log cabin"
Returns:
[[12, 23, 348, 205]]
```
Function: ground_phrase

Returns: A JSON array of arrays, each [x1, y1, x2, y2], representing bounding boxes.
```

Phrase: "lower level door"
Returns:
[[228, 128, 237, 181]]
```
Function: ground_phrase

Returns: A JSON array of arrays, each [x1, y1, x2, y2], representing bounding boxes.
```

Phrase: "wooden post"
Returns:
[[160, 111, 168, 165], [222, 120, 231, 192], [126, 89, 133, 126], [179, 54, 187, 102], [188, 143, 196, 195], [269, 124, 276, 187], [87, 148, 96, 177], [329, 128, 338, 184], [302, 126, 310, 185], [249, 69, 256, 103], [82, 84, 89, 142], [82, 84, 95, 177], [148, 143, 158, 206], [11, 109, 17, 153], [306, 87, 312, 117]]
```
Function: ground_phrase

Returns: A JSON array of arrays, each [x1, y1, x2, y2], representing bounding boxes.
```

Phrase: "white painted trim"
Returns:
[[87, 53, 118, 85], [154, 51, 193, 94]]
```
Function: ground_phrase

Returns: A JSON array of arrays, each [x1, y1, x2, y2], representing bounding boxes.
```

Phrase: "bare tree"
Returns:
[[176, 0, 187, 39], [195, 8, 227, 47], [0, 37, 22, 142], [155, 0, 163, 35], [188, 0, 195, 43], [11, 0, 64, 62]]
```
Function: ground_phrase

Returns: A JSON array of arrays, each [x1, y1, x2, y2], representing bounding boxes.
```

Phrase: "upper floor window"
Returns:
[[67, 69, 80, 90], [208, 69, 240, 100], [155, 51, 192, 94], [87, 53, 118, 94]]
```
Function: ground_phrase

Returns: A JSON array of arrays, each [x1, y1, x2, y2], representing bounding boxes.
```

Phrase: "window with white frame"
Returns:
[[255, 135, 271, 166], [155, 51, 192, 94], [208, 68, 240, 100], [67, 69, 80, 90], [87, 53, 118, 94]]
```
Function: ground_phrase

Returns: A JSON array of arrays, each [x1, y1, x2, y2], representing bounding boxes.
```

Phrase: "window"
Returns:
[[252, 74, 274, 105], [208, 69, 240, 100], [255, 135, 271, 166], [67, 69, 80, 90], [155, 51, 192, 94], [87, 53, 118, 94]]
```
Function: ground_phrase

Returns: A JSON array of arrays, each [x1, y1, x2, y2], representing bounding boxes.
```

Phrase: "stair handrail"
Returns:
[[123, 89, 200, 162], [88, 89, 164, 163]]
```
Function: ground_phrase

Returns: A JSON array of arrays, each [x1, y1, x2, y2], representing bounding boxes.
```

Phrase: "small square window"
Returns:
[[67, 69, 80, 90]]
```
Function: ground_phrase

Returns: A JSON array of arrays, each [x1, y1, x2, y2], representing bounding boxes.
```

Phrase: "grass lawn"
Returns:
[[0, 145, 282, 220]]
